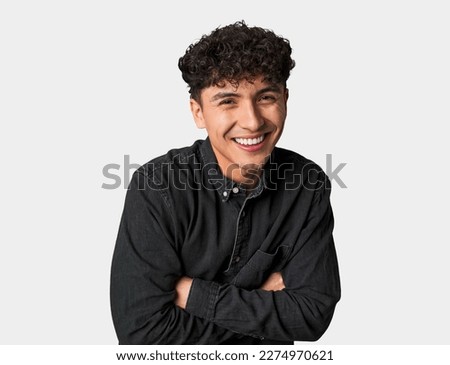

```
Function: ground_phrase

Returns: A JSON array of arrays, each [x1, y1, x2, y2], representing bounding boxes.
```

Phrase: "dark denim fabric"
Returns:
[[110, 138, 341, 344]]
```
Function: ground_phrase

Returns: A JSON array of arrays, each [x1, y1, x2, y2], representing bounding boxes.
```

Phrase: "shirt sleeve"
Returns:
[[110, 171, 240, 344], [185, 176, 341, 342]]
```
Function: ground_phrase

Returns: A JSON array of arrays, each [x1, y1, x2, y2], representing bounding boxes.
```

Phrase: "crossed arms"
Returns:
[[110, 172, 340, 344], [174, 272, 285, 309]]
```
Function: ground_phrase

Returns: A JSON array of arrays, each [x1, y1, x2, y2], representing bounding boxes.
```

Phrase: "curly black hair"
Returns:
[[178, 21, 295, 101]]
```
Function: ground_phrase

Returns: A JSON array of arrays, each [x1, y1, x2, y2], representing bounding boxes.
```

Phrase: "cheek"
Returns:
[[276, 102, 287, 117], [204, 111, 235, 134], [262, 102, 286, 117], [275, 105, 287, 125], [263, 108, 286, 128]]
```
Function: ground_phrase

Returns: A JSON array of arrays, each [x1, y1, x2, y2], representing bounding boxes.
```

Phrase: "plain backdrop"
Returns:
[[1, 0, 449, 344]]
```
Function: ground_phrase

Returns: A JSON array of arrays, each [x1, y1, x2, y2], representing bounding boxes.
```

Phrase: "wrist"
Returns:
[[175, 276, 193, 309]]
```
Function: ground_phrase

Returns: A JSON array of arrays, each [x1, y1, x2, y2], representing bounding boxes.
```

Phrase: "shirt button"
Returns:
[[223, 191, 228, 197], [232, 187, 239, 194], [234, 256, 241, 263]]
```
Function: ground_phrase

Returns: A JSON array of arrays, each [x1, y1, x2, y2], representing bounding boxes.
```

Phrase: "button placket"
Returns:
[[225, 193, 251, 273], [231, 201, 250, 271]]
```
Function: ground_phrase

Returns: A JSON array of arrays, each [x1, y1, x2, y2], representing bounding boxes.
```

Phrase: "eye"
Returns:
[[259, 94, 277, 103], [218, 98, 236, 105]]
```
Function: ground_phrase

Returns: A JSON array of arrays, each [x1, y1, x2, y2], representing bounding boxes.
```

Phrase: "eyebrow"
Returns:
[[210, 92, 239, 102], [257, 85, 283, 95], [209, 85, 283, 103]]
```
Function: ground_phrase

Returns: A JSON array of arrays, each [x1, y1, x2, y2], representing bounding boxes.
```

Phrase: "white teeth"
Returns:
[[234, 135, 265, 146]]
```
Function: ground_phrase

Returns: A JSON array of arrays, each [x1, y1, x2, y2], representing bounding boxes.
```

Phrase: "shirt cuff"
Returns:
[[185, 278, 220, 321]]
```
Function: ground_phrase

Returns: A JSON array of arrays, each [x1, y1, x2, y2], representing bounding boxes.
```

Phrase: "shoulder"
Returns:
[[124, 140, 204, 212], [134, 139, 204, 186], [273, 146, 329, 187]]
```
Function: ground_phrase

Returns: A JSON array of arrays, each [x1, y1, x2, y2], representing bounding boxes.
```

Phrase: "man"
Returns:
[[110, 21, 340, 345]]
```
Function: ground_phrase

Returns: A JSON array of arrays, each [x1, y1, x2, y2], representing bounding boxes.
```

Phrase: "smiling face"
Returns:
[[190, 76, 288, 186]]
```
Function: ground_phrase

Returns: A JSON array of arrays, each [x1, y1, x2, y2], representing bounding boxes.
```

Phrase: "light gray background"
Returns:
[[1, 0, 449, 344]]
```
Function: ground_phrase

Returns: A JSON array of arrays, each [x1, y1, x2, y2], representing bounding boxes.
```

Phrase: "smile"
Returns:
[[234, 134, 265, 146]]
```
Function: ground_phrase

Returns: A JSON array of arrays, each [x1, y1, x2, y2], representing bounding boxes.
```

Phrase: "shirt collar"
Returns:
[[199, 137, 278, 201]]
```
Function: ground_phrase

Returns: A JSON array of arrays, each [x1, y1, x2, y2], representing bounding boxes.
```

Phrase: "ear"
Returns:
[[190, 98, 206, 129], [284, 88, 289, 103]]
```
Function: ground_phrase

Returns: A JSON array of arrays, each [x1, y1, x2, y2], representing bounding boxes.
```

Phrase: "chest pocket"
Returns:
[[233, 245, 292, 290]]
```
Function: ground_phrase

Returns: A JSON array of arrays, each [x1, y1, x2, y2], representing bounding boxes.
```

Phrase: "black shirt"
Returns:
[[110, 138, 341, 344]]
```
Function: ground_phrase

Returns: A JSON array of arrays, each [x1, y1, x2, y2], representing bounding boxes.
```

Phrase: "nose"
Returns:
[[238, 101, 264, 131]]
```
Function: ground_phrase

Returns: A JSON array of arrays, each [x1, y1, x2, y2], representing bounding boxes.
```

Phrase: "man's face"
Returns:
[[190, 76, 288, 183]]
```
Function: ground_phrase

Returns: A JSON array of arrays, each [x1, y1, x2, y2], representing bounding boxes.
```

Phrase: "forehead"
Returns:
[[201, 76, 283, 98]]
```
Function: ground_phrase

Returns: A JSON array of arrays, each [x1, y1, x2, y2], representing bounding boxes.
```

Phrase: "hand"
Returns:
[[260, 272, 285, 291], [174, 276, 193, 309]]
